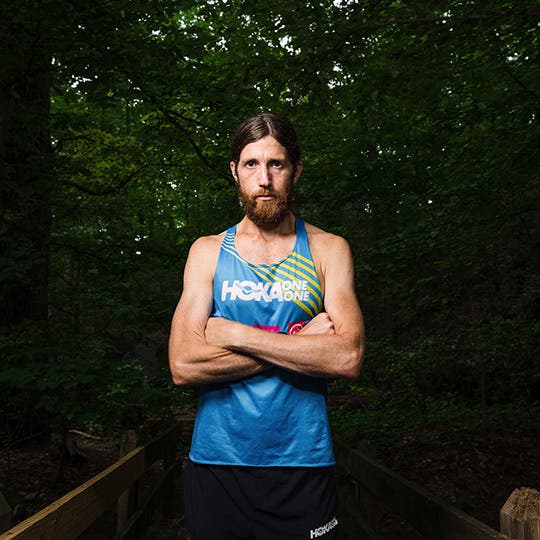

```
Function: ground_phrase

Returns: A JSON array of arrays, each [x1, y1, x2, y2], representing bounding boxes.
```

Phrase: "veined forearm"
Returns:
[[213, 321, 362, 379], [169, 337, 268, 386]]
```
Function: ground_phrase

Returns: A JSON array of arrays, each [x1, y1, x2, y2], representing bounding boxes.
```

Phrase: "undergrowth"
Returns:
[[328, 386, 540, 450]]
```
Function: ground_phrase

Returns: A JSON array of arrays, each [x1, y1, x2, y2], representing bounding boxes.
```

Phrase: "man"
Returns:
[[169, 112, 364, 540]]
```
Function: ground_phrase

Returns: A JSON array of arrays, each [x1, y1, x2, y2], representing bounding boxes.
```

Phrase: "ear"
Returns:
[[293, 162, 303, 185], [230, 161, 238, 182]]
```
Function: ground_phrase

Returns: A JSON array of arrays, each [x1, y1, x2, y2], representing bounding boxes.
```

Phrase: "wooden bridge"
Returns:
[[0, 421, 538, 540]]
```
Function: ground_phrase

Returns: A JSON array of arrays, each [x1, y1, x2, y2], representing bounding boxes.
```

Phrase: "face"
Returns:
[[230, 136, 303, 228]]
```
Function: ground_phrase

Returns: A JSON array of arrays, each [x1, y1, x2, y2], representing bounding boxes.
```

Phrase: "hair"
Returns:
[[230, 112, 301, 169]]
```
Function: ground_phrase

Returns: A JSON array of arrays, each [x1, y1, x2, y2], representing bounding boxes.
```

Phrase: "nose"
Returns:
[[258, 165, 271, 187]]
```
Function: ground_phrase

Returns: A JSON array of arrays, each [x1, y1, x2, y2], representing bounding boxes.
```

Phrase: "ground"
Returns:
[[1, 416, 538, 538], [0, 434, 119, 532]]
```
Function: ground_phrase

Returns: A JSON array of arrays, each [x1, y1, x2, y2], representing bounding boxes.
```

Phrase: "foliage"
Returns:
[[1, 0, 538, 438], [0, 320, 193, 439], [329, 393, 540, 449]]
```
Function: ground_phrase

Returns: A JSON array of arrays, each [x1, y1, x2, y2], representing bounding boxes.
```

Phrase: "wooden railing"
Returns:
[[0, 423, 185, 540], [335, 440, 539, 540], [2, 422, 537, 540]]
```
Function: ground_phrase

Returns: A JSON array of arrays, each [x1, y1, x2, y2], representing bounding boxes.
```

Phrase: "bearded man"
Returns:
[[169, 112, 364, 540]]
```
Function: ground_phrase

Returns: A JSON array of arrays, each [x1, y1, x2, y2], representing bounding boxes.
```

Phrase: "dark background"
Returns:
[[1, 0, 539, 528]]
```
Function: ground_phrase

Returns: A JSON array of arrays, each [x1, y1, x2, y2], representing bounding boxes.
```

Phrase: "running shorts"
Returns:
[[184, 460, 339, 540]]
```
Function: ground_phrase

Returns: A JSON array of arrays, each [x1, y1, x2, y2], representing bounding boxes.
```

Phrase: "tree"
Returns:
[[1, 1, 538, 442]]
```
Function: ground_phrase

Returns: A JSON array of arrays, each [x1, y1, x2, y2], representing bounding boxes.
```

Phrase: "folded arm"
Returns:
[[205, 235, 365, 379], [168, 236, 269, 386]]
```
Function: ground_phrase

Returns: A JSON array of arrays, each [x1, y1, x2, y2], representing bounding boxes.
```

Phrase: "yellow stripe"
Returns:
[[251, 265, 279, 282], [279, 262, 321, 291], [295, 300, 316, 318], [271, 270, 323, 312], [304, 296, 320, 315], [292, 251, 316, 267], [290, 252, 319, 278], [275, 264, 323, 307], [249, 267, 318, 318]]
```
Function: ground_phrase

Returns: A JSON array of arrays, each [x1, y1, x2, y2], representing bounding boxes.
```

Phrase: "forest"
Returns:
[[1, 0, 539, 531]]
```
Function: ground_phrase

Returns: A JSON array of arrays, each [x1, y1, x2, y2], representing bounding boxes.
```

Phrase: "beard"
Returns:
[[238, 182, 294, 228]]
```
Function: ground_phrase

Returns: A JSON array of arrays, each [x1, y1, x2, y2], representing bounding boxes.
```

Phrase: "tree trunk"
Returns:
[[0, 4, 53, 327]]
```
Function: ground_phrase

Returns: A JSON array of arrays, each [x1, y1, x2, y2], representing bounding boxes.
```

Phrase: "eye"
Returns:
[[270, 160, 283, 168], [245, 160, 257, 168]]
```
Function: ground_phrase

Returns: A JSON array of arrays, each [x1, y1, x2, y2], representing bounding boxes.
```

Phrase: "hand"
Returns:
[[297, 312, 335, 335]]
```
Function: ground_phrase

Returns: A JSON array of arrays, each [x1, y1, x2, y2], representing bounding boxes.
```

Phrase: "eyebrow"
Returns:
[[240, 154, 287, 163]]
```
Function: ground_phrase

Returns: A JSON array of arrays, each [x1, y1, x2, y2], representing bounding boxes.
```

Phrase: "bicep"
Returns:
[[170, 240, 216, 343], [322, 239, 363, 338]]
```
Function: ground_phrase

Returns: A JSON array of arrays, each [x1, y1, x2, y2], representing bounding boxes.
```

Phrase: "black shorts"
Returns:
[[184, 460, 339, 540]]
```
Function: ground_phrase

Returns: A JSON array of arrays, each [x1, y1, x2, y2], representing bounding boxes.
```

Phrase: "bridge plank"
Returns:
[[335, 441, 509, 540]]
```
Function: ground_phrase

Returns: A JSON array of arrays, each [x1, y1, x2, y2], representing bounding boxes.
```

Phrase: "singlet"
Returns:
[[189, 218, 336, 467]]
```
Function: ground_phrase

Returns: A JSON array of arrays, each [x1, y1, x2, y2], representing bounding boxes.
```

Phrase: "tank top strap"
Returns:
[[225, 224, 237, 241], [220, 219, 313, 265], [220, 224, 238, 256], [293, 218, 311, 259]]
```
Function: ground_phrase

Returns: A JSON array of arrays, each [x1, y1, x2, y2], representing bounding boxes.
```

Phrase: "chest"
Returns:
[[235, 235, 296, 265], [213, 237, 324, 324]]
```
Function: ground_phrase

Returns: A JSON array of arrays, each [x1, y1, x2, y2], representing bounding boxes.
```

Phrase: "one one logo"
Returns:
[[221, 280, 310, 303], [287, 321, 307, 334], [310, 516, 338, 538]]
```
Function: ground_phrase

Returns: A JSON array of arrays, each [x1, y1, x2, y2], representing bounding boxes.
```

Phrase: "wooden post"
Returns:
[[500, 488, 540, 540], [337, 478, 378, 540], [116, 430, 139, 536], [162, 438, 177, 519], [0, 490, 11, 533]]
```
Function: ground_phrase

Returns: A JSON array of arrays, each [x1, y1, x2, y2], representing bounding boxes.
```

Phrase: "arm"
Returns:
[[205, 235, 364, 379], [168, 236, 269, 386]]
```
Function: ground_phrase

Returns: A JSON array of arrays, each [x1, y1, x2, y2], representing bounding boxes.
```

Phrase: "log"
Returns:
[[500, 488, 540, 540]]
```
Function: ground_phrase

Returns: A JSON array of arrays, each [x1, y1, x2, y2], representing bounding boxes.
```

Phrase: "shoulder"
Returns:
[[303, 222, 354, 293], [184, 231, 227, 280], [189, 231, 226, 256], [304, 221, 352, 259]]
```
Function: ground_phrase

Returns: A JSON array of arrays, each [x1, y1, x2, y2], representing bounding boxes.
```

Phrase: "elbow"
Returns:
[[169, 335, 213, 386], [170, 367, 189, 387], [340, 343, 364, 380], [169, 354, 195, 387], [171, 367, 196, 387], [169, 337, 203, 386], [171, 371, 189, 387]]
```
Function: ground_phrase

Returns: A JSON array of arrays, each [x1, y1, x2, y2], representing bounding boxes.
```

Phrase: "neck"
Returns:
[[234, 212, 297, 264]]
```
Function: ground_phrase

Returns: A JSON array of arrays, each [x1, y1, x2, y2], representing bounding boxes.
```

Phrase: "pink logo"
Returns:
[[288, 321, 307, 335], [253, 325, 280, 333]]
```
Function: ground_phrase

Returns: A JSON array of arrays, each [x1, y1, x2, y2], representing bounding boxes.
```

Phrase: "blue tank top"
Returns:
[[189, 218, 335, 467]]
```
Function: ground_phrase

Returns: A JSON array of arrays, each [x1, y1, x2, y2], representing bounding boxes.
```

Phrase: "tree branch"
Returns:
[[349, 8, 540, 33], [157, 106, 236, 188], [63, 163, 149, 195]]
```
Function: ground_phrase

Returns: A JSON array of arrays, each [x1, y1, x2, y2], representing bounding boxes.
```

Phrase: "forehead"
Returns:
[[239, 135, 289, 161]]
